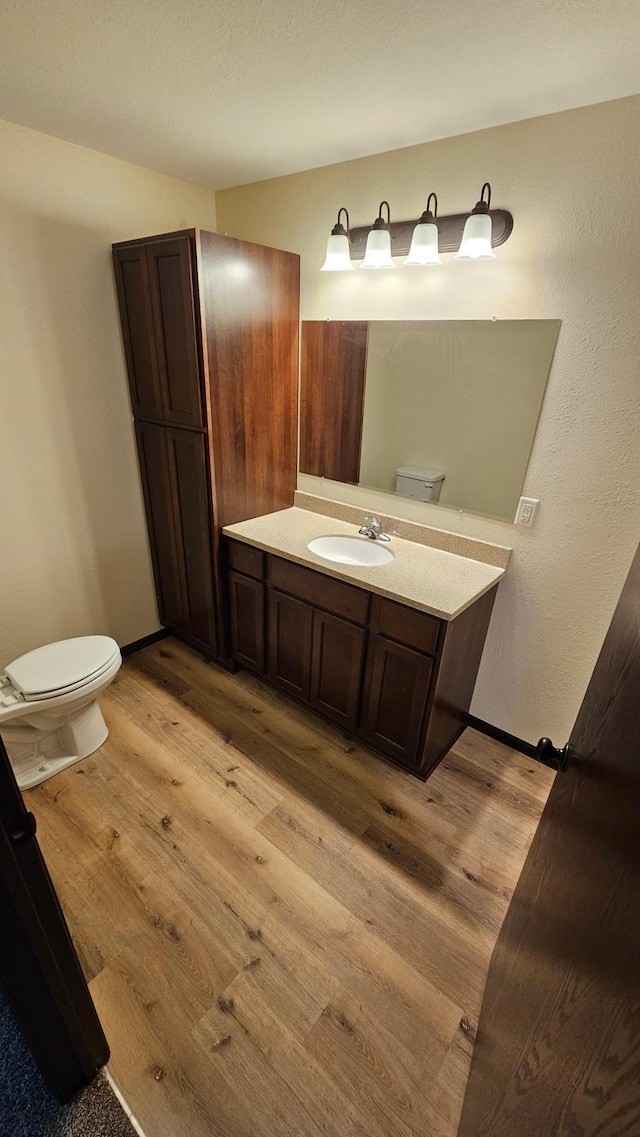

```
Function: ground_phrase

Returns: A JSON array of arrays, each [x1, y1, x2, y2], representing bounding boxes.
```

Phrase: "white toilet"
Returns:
[[0, 636, 122, 790], [394, 465, 446, 503]]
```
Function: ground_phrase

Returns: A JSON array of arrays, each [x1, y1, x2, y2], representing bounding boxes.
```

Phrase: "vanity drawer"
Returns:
[[268, 556, 369, 625], [374, 597, 441, 656], [227, 538, 264, 581]]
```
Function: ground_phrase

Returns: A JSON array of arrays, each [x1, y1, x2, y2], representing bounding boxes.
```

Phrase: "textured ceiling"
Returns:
[[1, 0, 639, 189]]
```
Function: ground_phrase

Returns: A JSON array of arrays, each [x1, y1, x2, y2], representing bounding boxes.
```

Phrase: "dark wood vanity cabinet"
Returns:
[[135, 421, 216, 652], [113, 229, 300, 660], [225, 538, 498, 779], [361, 633, 434, 766], [228, 572, 264, 673], [114, 235, 203, 428], [268, 590, 314, 700], [309, 610, 367, 730]]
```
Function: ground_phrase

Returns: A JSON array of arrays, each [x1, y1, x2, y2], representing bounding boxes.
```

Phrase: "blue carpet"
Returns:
[[0, 984, 59, 1135], [0, 984, 136, 1136]]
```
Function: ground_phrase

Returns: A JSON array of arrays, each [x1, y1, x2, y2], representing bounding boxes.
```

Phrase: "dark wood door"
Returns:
[[113, 243, 163, 421], [0, 739, 108, 1100], [166, 427, 217, 654], [300, 321, 369, 483], [361, 635, 433, 767], [229, 570, 264, 674], [145, 237, 204, 428], [268, 590, 313, 700], [309, 609, 367, 729], [458, 543, 640, 1137], [136, 422, 216, 653], [135, 420, 185, 632]]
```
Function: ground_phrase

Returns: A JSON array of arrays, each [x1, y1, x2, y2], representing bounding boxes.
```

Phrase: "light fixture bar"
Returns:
[[347, 208, 513, 260]]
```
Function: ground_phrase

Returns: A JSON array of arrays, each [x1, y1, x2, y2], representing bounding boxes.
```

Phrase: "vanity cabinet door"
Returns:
[[166, 427, 217, 654], [268, 591, 313, 700], [309, 610, 367, 730], [361, 636, 433, 768], [114, 237, 203, 428], [113, 244, 163, 421], [145, 237, 204, 428], [229, 571, 265, 674], [136, 422, 216, 655], [135, 421, 186, 632]]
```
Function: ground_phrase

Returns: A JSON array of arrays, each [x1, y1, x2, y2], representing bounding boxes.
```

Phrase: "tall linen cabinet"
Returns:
[[113, 229, 300, 662]]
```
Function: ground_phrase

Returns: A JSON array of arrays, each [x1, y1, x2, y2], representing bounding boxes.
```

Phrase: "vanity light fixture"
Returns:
[[323, 186, 512, 267], [362, 201, 396, 269], [404, 192, 442, 265], [321, 207, 355, 271], [454, 182, 496, 260]]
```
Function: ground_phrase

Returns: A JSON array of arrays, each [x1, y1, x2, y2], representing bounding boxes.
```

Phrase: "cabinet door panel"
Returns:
[[268, 591, 313, 700], [167, 428, 217, 653], [229, 571, 264, 673], [310, 610, 366, 729], [361, 637, 433, 767], [146, 238, 204, 427], [113, 246, 162, 420], [269, 556, 369, 625], [135, 422, 185, 630]]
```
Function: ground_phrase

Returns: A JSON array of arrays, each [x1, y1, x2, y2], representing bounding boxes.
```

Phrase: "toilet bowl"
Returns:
[[0, 636, 122, 790]]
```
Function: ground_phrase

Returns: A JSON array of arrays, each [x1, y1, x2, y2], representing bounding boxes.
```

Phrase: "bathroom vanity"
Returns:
[[112, 229, 299, 662], [223, 507, 507, 779]]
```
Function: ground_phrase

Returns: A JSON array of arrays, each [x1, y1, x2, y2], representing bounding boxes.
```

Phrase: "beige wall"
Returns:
[[217, 96, 640, 744], [358, 319, 559, 520], [0, 119, 216, 665]]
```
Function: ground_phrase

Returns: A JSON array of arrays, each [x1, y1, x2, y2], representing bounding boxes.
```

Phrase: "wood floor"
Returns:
[[27, 638, 554, 1137]]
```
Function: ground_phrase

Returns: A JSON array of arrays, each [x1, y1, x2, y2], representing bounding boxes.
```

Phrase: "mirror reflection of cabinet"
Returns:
[[300, 321, 368, 484], [299, 319, 561, 523]]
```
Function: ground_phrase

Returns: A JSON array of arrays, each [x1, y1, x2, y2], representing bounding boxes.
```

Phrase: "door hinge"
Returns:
[[536, 738, 571, 772], [9, 811, 37, 846]]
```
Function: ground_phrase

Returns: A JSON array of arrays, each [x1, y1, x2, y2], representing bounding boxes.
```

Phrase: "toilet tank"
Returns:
[[395, 465, 445, 502]]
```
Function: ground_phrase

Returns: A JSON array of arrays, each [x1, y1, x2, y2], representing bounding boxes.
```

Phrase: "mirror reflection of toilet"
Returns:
[[394, 466, 445, 503], [0, 636, 121, 789]]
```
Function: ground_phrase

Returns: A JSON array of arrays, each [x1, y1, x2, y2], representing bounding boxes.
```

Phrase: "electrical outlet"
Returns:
[[514, 497, 540, 527]]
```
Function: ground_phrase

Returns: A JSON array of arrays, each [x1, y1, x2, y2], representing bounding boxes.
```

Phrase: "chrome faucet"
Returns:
[[358, 515, 391, 542]]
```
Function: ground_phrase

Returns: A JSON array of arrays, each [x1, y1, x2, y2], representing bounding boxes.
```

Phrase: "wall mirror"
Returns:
[[300, 319, 561, 523]]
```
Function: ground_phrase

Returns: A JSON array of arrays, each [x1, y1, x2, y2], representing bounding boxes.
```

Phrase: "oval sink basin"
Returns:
[[308, 535, 394, 567]]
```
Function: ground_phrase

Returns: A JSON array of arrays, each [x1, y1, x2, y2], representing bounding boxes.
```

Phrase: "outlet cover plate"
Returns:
[[514, 497, 540, 527]]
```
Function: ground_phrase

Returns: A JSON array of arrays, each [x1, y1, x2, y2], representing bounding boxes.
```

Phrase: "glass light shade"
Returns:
[[454, 212, 495, 260], [362, 227, 395, 269], [404, 222, 442, 265], [321, 232, 355, 271]]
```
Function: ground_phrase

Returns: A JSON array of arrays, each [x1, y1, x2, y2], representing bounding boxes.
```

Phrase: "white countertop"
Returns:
[[223, 508, 506, 620]]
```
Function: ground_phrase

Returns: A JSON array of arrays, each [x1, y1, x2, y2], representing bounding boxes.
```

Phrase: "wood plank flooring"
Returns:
[[27, 638, 554, 1137]]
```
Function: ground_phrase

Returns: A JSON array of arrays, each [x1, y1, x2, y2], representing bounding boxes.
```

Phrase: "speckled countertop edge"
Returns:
[[223, 508, 506, 621], [294, 491, 512, 570]]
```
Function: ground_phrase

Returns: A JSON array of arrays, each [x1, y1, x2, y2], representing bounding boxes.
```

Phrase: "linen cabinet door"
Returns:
[[361, 636, 433, 769], [165, 428, 217, 654], [135, 421, 186, 632], [229, 571, 265, 674], [267, 591, 313, 700], [113, 244, 163, 421], [145, 237, 204, 428], [309, 610, 366, 730]]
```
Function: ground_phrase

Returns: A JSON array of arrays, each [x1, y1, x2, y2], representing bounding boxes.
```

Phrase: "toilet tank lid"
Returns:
[[4, 636, 120, 697], [395, 465, 445, 482]]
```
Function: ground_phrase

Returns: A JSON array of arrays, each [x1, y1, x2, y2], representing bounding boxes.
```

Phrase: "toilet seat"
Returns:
[[0, 635, 122, 789], [3, 636, 120, 702]]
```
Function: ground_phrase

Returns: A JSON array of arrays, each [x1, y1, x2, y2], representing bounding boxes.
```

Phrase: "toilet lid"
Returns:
[[5, 636, 120, 698]]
